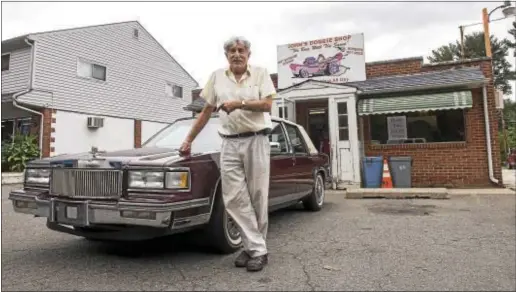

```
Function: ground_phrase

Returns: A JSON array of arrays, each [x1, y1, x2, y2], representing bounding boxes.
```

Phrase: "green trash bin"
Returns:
[[388, 157, 412, 188]]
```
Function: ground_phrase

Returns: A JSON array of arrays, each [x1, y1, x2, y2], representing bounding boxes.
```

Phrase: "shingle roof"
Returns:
[[348, 66, 487, 95]]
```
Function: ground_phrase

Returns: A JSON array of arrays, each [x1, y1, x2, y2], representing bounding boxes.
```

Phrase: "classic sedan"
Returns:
[[9, 116, 330, 254]]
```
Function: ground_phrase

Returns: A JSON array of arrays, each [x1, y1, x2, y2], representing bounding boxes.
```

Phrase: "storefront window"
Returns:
[[369, 110, 466, 145]]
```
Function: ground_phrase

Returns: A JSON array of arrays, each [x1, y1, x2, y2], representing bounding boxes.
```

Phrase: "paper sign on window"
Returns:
[[387, 116, 407, 140]]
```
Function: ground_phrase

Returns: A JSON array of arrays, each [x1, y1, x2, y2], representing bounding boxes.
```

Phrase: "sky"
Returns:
[[2, 0, 515, 100]]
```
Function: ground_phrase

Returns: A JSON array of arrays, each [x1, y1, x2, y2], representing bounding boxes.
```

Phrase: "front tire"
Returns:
[[302, 173, 325, 211], [203, 189, 242, 254]]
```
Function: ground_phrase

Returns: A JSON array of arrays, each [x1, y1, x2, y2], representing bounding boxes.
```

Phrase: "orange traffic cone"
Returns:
[[381, 159, 393, 188]]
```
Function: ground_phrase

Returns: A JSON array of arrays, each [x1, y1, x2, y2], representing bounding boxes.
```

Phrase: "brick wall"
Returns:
[[365, 57, 423, 78], [362, 58, 503, 187], [134, 120, 142, 148], [39, 108, 54, 158]]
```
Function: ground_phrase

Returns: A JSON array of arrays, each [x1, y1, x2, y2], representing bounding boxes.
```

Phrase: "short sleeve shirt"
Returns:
[[199, 65, 277, 136]]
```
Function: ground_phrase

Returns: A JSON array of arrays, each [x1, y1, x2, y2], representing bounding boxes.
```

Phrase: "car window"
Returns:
[[269, 121, 289, 154], [143, 117, 222, 153], [284, 123, 308, 154]]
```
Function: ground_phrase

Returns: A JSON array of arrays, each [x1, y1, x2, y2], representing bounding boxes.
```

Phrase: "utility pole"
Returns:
[[459, 25, 465, 59], [482, 8, 493, 57]]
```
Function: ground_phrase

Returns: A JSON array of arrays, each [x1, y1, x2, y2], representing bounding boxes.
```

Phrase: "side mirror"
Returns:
[[269, 142, 281, 154]]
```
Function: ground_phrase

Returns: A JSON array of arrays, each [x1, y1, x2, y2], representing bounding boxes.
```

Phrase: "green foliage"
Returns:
[[427, 31, 515, 95], [502, 21, 515, 57], [1, 134, 40, 172], [503, 98, 516, 125], [500, 98, 516, 162]]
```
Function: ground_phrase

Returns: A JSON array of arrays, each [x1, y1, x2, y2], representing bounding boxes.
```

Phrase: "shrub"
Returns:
[[1, 134, 40, 172]]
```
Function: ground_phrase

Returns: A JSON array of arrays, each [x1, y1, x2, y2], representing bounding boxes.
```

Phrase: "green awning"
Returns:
[[358, 91, 473, 116]]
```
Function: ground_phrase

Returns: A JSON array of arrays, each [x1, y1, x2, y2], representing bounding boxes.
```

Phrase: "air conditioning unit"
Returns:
[[87, 117, 104, 128]]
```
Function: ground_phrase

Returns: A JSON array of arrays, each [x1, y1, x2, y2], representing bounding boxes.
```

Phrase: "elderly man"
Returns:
[[179, 36, 276, 272]]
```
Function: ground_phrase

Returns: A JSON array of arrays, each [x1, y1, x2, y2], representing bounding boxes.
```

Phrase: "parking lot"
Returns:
[[2, 184, 515, 291]]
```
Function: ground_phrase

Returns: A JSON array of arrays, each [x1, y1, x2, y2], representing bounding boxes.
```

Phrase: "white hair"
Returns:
[[223, 36, 251, 53]]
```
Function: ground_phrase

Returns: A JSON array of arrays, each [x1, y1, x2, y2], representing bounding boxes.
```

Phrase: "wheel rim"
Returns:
[[224, 212, 241, 245], [300, 69, 309, 78], [315, 175, 325, 206]]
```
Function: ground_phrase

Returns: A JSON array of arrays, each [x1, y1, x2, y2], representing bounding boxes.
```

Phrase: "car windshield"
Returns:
[[143, 117, 223, 153]]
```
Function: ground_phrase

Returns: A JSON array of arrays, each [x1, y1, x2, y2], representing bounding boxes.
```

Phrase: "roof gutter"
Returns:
[[482, 85, 499, 185], [12, 37, 44, 158], [356, 79, 490, 97]]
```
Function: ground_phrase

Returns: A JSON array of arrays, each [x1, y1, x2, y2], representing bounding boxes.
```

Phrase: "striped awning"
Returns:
[[358, 91, 473, 116]]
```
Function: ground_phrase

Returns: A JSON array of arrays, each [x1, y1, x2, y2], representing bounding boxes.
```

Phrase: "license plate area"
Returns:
[[52, 200, 89, 226]]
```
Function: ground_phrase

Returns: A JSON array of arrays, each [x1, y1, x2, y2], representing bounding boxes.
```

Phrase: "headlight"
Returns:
[[25, 168, 51, 185], [128, 171, 164, 188], [128, 170, 189, 190], [165, 171, 189, 189]]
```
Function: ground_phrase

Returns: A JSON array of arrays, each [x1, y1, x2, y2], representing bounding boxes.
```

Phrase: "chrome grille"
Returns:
[[50, 169, 123, 199]]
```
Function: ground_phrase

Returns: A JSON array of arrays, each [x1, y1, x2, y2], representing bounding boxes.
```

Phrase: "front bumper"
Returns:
[[9, 189, 211, 228]]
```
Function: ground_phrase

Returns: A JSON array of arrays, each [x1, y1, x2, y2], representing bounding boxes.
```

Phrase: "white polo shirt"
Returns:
[[200, 65, 277, 136]]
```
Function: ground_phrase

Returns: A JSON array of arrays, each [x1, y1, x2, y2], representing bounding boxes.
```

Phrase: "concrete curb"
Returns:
[[1, 172, 24, 185], [340, 187, 515, 199], [345, 188, 449, 199], [447, 188, 515, 196]]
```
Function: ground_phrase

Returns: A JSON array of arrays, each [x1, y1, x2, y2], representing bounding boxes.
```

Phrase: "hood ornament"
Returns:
[[89, 146, 105, 159], [80, 146, 109, 168], [90, 146, 99, 158]]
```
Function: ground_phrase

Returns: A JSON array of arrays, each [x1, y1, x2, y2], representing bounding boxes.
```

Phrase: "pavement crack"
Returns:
[[167, 263, 187, 281], [276, 251, 316, 290], [176, 266, 187, 281], [290, 253, 315, 291]]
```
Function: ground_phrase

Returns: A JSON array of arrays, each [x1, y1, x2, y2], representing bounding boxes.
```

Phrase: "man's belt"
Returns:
[[219, 128, 271, 139]]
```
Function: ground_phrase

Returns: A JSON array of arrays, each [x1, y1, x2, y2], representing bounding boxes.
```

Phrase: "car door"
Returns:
[[283, 123, 316, 195], [268, 121, 297, 205]]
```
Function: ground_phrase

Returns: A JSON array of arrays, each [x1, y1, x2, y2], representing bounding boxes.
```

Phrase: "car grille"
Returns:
[[50, 169, 123, 199]]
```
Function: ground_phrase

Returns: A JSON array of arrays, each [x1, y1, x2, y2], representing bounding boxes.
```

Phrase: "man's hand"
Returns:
[[179, 104, 215, 156], [220, 100, 242, 114], [179, 140, 192, 156]]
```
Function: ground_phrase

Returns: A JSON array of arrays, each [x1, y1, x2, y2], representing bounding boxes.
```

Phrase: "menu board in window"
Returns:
[[387, 116, 407, 140]]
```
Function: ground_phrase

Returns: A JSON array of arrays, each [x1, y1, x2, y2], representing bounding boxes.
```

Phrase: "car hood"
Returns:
[[27, 147, 206, 168]]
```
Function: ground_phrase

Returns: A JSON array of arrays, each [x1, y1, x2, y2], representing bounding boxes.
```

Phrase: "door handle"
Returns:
[[292, 156, 296, 166]]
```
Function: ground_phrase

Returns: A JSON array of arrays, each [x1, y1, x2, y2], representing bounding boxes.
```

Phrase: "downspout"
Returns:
[[482, 85, 499, 185], [12, 38, 44, 158]]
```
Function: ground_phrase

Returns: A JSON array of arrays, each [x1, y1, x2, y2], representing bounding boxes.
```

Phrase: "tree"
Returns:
[[503, 21, 515, 57], [427, 31, 515, 95], [499, 98, 516, 161]]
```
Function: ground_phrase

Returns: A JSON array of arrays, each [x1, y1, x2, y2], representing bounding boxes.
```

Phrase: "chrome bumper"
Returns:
[[9, 190, 211, 228]]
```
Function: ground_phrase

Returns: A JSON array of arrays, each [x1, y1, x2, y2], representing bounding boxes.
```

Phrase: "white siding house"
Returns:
[[1, 21, 198, 157]]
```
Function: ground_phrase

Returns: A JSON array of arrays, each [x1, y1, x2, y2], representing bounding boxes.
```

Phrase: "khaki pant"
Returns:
[[220, 134, 270, 257]]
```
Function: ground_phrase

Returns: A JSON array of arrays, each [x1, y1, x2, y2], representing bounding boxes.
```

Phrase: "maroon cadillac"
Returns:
[[9, 115, 330, 254]]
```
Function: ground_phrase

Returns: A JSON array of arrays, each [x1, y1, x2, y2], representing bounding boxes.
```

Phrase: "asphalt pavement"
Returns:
[[1, 184, 515, 291]]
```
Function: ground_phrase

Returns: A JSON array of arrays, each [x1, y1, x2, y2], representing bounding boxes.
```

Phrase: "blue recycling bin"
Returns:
[[362, 156, 384, 188]]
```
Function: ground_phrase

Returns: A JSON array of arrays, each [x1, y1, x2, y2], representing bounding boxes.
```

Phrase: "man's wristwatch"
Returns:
[[241, 100, 246, 109]]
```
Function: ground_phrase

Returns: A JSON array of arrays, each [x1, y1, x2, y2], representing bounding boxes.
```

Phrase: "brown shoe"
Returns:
[[234, 251, 251, 268], [246, 254, 268, 272]]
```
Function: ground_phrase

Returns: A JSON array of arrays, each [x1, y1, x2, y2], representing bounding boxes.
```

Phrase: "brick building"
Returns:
[[359, 57, 502, 188], [185, 56, 503, 188]]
